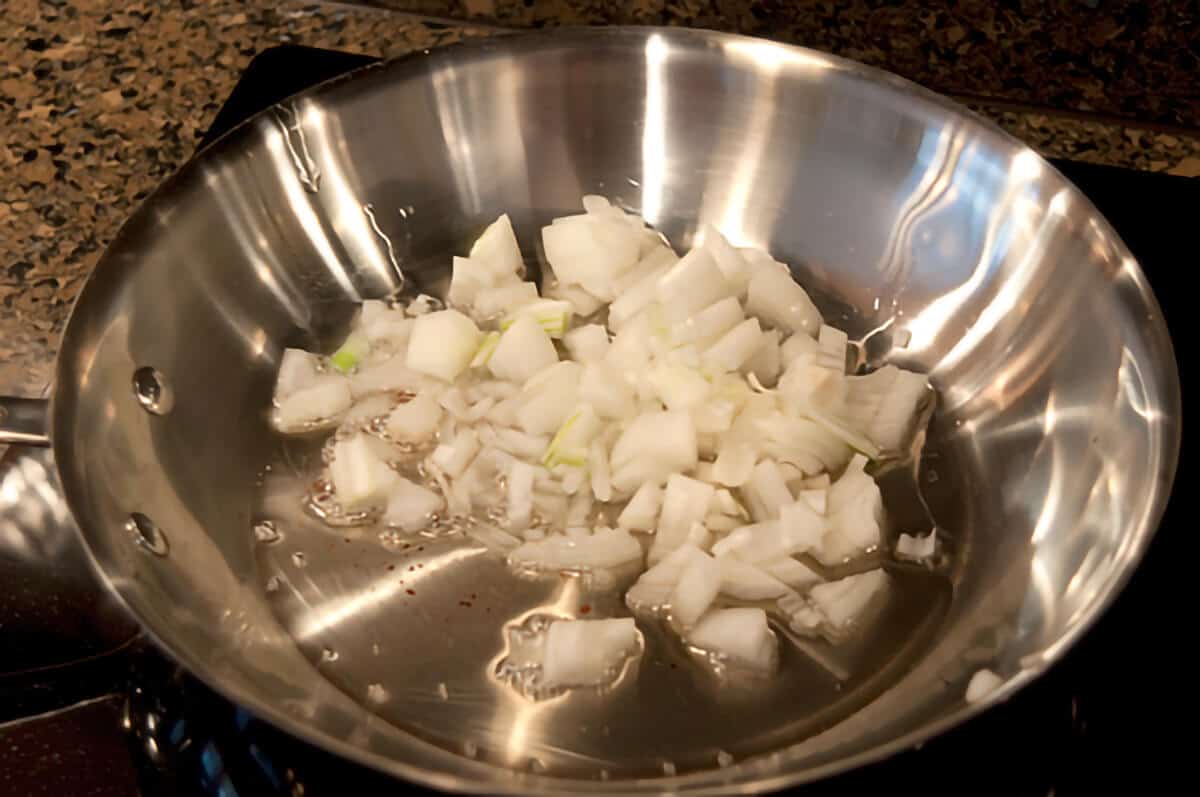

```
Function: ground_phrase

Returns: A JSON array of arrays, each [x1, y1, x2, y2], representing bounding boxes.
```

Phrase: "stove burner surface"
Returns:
[[0, 44, 1193, 797]]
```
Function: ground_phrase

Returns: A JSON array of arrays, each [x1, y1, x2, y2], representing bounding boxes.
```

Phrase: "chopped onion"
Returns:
[[761, 557, 823, 590], [541, 618, 641, 689], [564, 324, 610, 363], [543, 405, 601, 468], [657, 247, 735, 324], [579, 362, 636, 419], [669, 551, 722, 628], [472, 281, 539, 320], [507, 460, 536, 530], [330, 433, 397, 511], [717, 556, 790, 600], [385, 393, 442, 442], [649, 474, 715, 564], [406, 309, 481, 382], [276, 348, 321, 397], [349, 358, 424, 399], [897, 531, 937, 561], [430, 429, 480, 479], [648, 363, 711, 411], [508, 527, 643, 574], [687, 608, 777, 673], [617, 482, 663, 531], [489, 315, 559, 383], [699, 225, 752, 291], [516, 362, 582, 435], [589, 439, 613, 502], [965, 668, 1004, 704], [503, 298, 573, 338], [608, 258, 674, 329], [383, 477, 444, 530], [330, 330, 371, 373], [743, 460, 795, 521], [274, 376, 352, 432], [703, 318, 764, 373], [745, 267, 822, 337], [671, 296, 744, 348], [779, 569, 888, 638], [469, 213, 524, 278]]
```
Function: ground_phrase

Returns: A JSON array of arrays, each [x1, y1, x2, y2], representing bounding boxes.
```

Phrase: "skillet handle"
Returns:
[[0, 397, 50, 447]]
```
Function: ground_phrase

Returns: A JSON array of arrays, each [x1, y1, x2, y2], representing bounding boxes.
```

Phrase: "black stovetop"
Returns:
[[0, 45, 1194, 797]]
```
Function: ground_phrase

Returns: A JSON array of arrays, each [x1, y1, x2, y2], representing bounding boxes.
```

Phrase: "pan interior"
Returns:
[[50, 29, 1178, 792]]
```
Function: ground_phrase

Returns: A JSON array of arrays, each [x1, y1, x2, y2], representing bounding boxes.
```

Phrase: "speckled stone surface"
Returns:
[[379, 0, 1200, 129], [0, 0, 495, 396], [1, 0, 1197, 399]]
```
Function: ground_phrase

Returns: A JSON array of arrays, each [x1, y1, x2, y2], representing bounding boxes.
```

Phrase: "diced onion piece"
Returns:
[[542, 214, 641, 300], [406, 309, 480, 382], [777, 499, 826, 554], [503, 298, 572, 338], [517, 362, 582, 435], [608, 258, 674, 329], [897, 531, 937, 561], [797, 488, 828, 515], [489, 315, 558, 383], [469, 213, 524, 278], [657, 247, 735, 324], [625, 544, 707, 612], [564, 324, 610, 363], [579, 362, 636, 420], [546, 281, 605, 318], [693, 399, 737, 436], [671, 296, 744, 348], [431, 429, 480, 478], [330, 330, 371, 373], [330, 433, 397, 511], [383, 477, 444, 531], [274, 376, 352, 432], [470, 331, 502, 368], [385, 393, 442, 442], [815, 456, 884, 565], [816, 325, 849, 373], [342, 394, 396, 426], [508, 527, 643, 573], [543, 405, 601, 468], [780, 569, 889, 637], [276, 348, 321, 397], [688, 608, 777, 673], [566, 489, 593, 526], [780, 333, 818, 366], [717, 556, 790, 600], [712, 441, 756, 487], [648, 474, 714, 564], [840, 365, 931, 454], [617, 482, 663, 531], [507, 460, 536, 530], [349, 358, 424, 399], [965, 668, 1004, 704], [472, 281, 538, 320], [703, 318, 764, 373], [761, 557, 823, 590], [669, 551, 722, 628], [589, 439, 612, 502], [648, 363, 711, 411], [610, 411, 698, 489], [747, 328, 783, 387], [745, 267, 822, 337], [447, 255, 490, 310], [493, 428, 549, 459], [699, 225, 752, 291], [541, 618, 641, 689], [743, 460, 794, 521]]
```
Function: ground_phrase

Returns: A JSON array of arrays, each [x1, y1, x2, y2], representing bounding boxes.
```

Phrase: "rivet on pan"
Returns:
[[128, 512, 169, 557], [132, 366, 174, 415]]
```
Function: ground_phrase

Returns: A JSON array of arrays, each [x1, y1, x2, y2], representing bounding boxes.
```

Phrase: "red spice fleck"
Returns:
[[417, 564, 424, 568], [386, 564, 395, 571], [458, 601, 473, 608], [405, 589, 416, 595], [343, 537, 351, 543], [579, 605, 591, 615]]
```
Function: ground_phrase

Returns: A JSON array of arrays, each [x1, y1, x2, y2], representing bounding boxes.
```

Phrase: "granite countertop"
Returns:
[[2, 0, 1197, 397]]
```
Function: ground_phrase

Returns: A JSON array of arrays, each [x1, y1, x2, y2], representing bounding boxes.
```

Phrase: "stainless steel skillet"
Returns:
[[0, 27, 1179, 794]]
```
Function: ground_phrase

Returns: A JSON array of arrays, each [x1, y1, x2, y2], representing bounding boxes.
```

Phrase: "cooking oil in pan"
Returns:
[[249, 420, 959, 779]]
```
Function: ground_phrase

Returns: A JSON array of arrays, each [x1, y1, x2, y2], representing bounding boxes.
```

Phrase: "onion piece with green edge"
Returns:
[[488, 315, 558, 383], [516, 361, 582, 436], [543, 405, 601, 468], [330, 330, 370, 373], [502, 298, 573, 338]]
